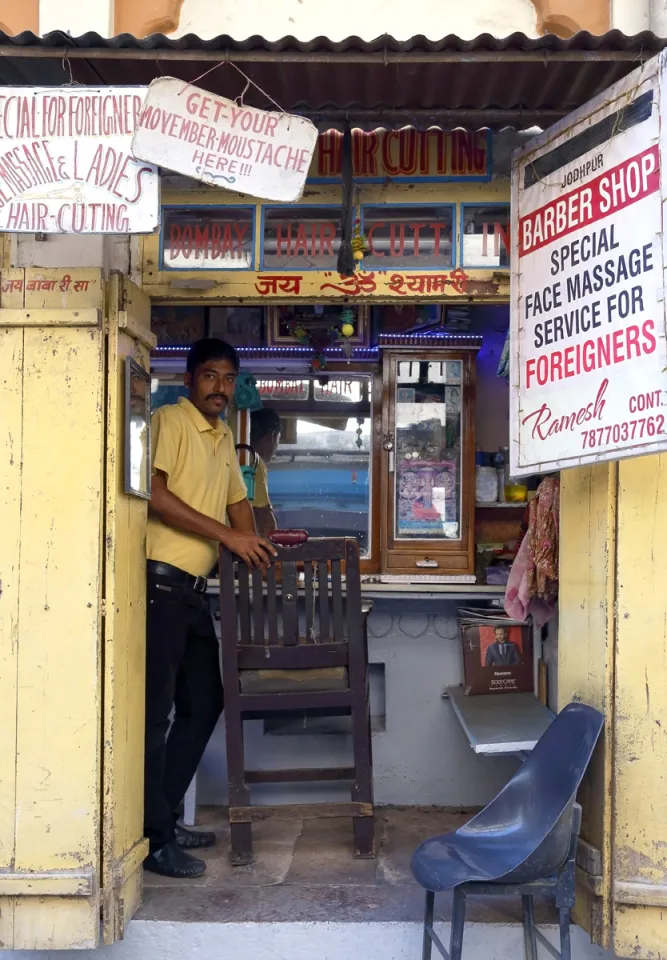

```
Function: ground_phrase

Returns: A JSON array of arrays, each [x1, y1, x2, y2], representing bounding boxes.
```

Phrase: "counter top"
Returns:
[[206, 579, 505, 601]]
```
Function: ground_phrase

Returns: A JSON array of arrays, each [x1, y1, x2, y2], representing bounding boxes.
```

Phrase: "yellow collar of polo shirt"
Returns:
[[177, 396, 228, 436]]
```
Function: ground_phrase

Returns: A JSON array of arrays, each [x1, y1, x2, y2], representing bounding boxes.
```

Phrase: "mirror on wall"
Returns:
[[125, 357, 152, 500]]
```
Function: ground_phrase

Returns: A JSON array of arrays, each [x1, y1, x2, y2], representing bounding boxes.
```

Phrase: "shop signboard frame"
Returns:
[[510, 52, 667, 475], [260, 204, 342, 271], [160, 204, 256, 270], [309, 129, 492, 183], [460, 202, 510, 269], [360, 203, 457, 271]]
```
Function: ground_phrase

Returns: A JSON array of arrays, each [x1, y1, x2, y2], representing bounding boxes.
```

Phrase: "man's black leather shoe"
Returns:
[[175, 823, 217, 849], [144, 842, 206, 878]]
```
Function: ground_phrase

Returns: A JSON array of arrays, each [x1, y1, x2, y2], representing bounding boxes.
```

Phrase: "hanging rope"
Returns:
[[337, 123, 356, 278]]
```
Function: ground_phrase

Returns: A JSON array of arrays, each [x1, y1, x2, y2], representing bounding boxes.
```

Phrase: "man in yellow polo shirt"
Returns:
[[144, 338, 275, 879]]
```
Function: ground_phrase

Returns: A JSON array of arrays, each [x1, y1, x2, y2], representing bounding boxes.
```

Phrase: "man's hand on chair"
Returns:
[[221, 529, 277, 569]]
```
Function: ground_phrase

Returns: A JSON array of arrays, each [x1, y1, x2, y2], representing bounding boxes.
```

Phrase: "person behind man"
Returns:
[[144, 338, 276, 879], [484, 625, 522, 667], [249, 407, 282, 536]]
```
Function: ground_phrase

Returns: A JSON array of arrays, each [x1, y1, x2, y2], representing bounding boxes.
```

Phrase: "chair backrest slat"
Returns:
[[331, 559, 344, 642], [266, 564, 278, 644], [304, 561, 315, 643], [251, 567, 264, 645], [281, 563, 299, 645], [317, 561, 330, 642], [237, 563, 252, 643]]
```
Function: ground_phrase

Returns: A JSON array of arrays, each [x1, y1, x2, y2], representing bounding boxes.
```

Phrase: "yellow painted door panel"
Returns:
[[612, 453, 667, 959], [560, 455, 667, 959], [558, 463, 616, 948], [0, 281, 105, 949], [0, 269, 152, 949]]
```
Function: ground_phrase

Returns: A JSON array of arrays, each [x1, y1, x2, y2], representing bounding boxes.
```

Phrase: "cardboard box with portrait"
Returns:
[[459, 616, 533, 695]]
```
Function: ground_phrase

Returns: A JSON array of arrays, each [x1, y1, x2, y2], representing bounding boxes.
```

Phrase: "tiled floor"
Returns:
[[139, 806, 557, 925]]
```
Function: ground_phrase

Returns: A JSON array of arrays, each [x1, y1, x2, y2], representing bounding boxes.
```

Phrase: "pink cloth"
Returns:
[[504, 533, 555, 627], [504, 477, 559, 627]]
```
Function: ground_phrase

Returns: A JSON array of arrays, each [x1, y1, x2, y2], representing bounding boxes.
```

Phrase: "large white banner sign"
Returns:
[[511, 52, 667, 474], [0, 87, 159, 234], [131, 77, 318, 203]]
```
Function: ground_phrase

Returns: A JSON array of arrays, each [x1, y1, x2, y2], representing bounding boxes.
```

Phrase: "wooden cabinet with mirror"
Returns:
[[379, 346, 478, 577]]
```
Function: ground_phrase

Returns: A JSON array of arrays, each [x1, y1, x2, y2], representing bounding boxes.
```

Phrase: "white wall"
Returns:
[[171, 0, 539, 41], [611, 0, 650, 33], [39, 0, 113, 36]]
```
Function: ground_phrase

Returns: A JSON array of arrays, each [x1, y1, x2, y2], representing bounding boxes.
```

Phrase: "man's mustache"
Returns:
[[206, 393, 227, 402]]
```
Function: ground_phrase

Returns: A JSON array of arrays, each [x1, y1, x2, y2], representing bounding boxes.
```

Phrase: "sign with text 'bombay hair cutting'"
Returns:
[[510, 52, 667, 475], [132, 78, 318, 203], [0, 87, 158, 233]]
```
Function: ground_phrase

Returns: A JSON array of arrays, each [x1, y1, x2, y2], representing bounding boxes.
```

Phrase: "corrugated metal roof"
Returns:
[[0, 30, 664, 130]]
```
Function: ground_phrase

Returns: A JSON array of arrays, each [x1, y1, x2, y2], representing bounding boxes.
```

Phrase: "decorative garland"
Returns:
[[351, 218, 369, 268], [286, 306, 358, 370]]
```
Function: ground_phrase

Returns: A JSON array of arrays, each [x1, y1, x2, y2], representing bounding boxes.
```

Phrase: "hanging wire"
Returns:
[[176, 59, 286, 114]]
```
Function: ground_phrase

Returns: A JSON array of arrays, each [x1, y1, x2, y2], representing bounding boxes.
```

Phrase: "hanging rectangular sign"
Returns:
[[0, 86, 158, 233], [510, 53, 667, 475], [132, 77, 318, 203]]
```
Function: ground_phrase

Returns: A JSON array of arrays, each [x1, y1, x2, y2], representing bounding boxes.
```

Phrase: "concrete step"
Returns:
[[2, 919, 619, 960]]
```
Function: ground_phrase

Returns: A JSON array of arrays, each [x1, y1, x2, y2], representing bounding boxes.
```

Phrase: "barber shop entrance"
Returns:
[[1, 29, 667, 960]]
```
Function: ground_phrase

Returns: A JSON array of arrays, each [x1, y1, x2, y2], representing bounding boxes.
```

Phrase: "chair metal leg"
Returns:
[[422, 890, 435, 960], [559, 907, 572, 960], [449, 887, 466, 960], [522, 895, 538, 960]]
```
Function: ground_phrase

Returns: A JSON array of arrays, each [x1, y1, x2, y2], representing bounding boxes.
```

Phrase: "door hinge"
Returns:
[[101, 599, 107, 617]]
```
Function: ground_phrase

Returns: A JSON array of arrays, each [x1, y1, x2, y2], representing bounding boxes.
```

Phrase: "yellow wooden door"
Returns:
[[0, 269, 107, 948], [101, 273, 154, 943], [0, 269, 152, 949], [560, 456, 667, 959]]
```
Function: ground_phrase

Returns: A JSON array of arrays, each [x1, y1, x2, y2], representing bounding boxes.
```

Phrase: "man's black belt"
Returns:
[[147, 560, 208, 594]]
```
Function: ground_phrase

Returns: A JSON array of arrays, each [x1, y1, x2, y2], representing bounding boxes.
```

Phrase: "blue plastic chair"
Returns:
[[411, 701, 604, 960]]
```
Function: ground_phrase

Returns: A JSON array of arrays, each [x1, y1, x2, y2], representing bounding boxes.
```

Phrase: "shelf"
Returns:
[[475, 502, 526, 510], [445, 685, 554, 756]]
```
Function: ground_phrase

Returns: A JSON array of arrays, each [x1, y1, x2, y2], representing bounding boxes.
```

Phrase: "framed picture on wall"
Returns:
[[124, 357, 152, 500], [268, 304, 369, 347], [458, 611, 533, 695], [370, 304, 443, 342], [151, 305, 206, 346], [208, 306, 264, 347]]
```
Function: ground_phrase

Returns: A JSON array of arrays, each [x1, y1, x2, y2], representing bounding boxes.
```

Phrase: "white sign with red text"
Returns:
[[0, 87, 158, 233], [510, 52, 667, 474], [131, 78, 318, 203]]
